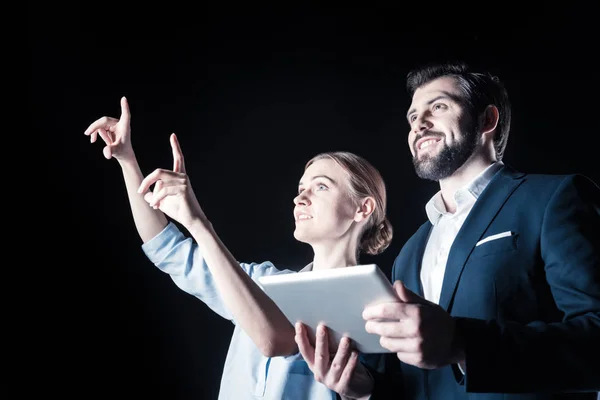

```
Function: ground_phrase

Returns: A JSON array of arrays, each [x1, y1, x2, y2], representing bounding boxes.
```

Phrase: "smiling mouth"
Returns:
[[418, 138, 441, 150], [296, 215, 313, 221]]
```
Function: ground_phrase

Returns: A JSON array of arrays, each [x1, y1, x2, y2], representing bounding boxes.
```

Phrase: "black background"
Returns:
[[31, 5, 599, 398]]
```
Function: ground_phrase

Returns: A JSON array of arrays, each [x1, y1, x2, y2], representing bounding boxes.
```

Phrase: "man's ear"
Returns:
[[354, 197, 376, 222], [480, 104, 499, 139]]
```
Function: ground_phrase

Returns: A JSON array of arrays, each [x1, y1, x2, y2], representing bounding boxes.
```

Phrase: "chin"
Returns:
[[293, 229, 311, 244], [293, 229, 304, 241]]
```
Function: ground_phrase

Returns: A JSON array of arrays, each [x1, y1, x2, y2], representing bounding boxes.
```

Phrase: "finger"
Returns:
[[327, 336, 353, 384], [295, 322, 315, 367], [91, 126, 113, 146], [314, 324, 330, 378], [365, 319, 415, 338], [380, 336, 420, 354], [140, 171, 185, 198], [97, 128, 113, 146], [170, 133, 186, 174], [149, 180, 164, 208], [138, 168, 169, 194], [394, 280, 429, 305], [149, 181, 188, 208], [362, 301, 408, 321], [337, 350, 360, 389], [120, 96, 131, 126], [396, 351, 426, 367], [94, 128, 113, 160], [84, 116, 119, 136], [143, 191, 153, 204]]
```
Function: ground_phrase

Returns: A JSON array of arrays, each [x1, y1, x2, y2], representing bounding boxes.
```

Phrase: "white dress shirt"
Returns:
[[420, 162, 504, 305]]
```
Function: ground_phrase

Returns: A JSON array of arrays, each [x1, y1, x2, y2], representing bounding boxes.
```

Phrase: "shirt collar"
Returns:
[[425, 161, 504, 225], [299, 262, 313, 272]]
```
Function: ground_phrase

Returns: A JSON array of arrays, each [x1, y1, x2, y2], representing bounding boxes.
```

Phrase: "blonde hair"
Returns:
[[305, 151, 393, 255]]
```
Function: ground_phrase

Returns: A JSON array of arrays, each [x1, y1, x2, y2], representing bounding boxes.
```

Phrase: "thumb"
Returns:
[[143, 191, 153, 203], [103, 145, 112, 159], [393, 280, 426, 304]]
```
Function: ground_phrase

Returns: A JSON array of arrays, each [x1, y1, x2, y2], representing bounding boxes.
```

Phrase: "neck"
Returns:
[[310, 235, 359, 271], [439, 154, 495, 213]]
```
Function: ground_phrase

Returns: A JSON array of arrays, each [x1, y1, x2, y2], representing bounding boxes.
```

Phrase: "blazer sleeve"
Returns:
[[457, 174, 600, 393]]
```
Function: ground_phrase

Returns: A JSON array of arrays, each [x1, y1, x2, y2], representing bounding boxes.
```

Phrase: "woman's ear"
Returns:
[[354, 197, 376, 222]]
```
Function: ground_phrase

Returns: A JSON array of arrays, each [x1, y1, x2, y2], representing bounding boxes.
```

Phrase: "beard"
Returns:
[[412, 122, 479, 182]]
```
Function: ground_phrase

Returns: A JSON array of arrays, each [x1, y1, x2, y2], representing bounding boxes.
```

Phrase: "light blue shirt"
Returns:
[[141, 222, 338, 399]]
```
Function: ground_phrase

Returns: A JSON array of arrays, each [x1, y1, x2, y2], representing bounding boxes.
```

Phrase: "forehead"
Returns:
[[300, 158, 346, 184], [410, 76, 462, 107]]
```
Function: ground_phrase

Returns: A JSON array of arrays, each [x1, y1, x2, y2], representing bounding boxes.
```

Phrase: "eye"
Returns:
[[316, 183, 329, 191], [408, 114, 417, 123], [432, 103, 447, 112], [297, 187, 304, 195]]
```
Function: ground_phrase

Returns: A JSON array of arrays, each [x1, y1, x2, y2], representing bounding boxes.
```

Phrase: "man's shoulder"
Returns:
[[491, 169, 600, 215], [517, 171, 599, 193], [503, 163, 596, 184]]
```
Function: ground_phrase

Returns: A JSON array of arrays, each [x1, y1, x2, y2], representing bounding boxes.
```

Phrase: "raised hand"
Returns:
[[83, 96, 134, 161], [295, 322, 373, 399], [137, 133, 206, 228], [363, 280, 464, 370]]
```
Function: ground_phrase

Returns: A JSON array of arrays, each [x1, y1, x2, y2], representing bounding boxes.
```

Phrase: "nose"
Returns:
[[293, 190, 311, 206], [412, 113, 432, 134]]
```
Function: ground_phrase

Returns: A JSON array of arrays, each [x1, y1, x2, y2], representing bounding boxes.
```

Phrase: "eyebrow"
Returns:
[[406, 91, 460, 120], [298, 175, 336, 187]]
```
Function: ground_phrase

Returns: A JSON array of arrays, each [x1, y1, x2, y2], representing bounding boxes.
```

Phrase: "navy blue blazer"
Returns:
[[373, 165, 600, 400]]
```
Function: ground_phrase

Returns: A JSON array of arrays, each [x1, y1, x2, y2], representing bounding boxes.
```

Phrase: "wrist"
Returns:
[[186, 215, 213, 236], [118, 154, 139, 171]]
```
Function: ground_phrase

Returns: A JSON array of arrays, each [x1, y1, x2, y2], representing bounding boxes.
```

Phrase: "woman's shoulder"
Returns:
[[241, 261, 306, 279]]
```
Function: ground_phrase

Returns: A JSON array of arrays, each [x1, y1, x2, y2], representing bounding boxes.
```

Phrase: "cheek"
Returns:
[[337, 201, 358, 222], [319, 201, 350, 224], [408, 130, 415, 154], [451, 127, 466, 144]]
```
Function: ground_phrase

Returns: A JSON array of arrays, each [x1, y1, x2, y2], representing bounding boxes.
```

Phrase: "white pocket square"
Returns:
[[476, 231, 513, 247]]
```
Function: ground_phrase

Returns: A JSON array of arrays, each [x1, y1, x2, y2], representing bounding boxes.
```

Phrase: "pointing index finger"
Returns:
[[120, 96, 131, 125], [171, 133, 186, 174]]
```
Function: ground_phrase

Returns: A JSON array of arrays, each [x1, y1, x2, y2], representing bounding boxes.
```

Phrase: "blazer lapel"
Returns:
[[438, 166, 525, 311], [400, 223, 431, 297]]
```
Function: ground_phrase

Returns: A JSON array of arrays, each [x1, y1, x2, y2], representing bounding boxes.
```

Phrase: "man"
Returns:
[[359, 61, 600, 399], [296, 61, 599, 399]]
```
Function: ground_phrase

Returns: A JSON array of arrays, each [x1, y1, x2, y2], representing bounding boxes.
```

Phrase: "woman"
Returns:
[[84, 96, 393, 399]]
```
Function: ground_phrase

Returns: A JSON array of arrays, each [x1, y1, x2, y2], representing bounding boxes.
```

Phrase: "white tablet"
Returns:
[[257, 264, 396, 354]]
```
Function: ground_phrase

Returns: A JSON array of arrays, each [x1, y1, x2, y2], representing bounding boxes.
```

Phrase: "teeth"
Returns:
[[420, 139, 437, 149], [298, 215, 312, 220]]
